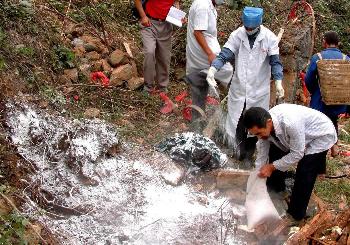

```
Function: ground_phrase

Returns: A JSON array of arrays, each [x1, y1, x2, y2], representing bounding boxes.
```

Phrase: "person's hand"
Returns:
[[275, 80, 285, 98], [140, 16, 151, 27], [206, 67, 217, 87], [208, 52, 216, 64], [258, 164, 276, 178]]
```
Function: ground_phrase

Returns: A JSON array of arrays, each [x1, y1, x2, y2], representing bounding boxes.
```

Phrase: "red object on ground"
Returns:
[[182, 107, 192, 121], [340, 151, 350, 157], [91, 72, 110, 87], [159, 92, 175, 114], [73, 95, 79, 101], [206, 96, 219, 105], [175, 91, 189, 102]]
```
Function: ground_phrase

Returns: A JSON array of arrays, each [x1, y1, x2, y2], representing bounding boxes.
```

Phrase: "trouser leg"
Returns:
[[141, 25, 157, 91], [155, 22, 172, 90], [185, 71, 208, 121], [327, 115, 339, 135], [287, 150, 327, 220], [266, 144, 289, 192], [235, 103, 257, 162]]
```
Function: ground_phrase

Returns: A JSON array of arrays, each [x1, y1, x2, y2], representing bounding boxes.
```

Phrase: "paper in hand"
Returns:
[[166, 6, 186, 27]]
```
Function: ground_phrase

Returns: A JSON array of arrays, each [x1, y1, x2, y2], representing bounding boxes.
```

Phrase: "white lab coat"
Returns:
[[255, 104, 337, 171], [224, 25, 280, 140], [186, 0, 233, 86]]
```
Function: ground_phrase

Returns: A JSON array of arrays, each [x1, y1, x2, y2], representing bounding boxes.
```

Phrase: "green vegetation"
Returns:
[[0, 186, 29, 245], [52, 45, 76, 71], [314, 157, 349, 206], [315, 178, 350, 205]]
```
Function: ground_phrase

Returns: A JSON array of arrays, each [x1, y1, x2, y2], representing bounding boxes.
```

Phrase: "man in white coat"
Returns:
[[207, 6, 284, 162], [242, 104, 337, 221], [185, 0, 233, 120]]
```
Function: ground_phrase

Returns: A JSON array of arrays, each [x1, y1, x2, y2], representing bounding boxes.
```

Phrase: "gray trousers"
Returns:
[[184, 71, 208, 121], [141, 20, 172, 91]]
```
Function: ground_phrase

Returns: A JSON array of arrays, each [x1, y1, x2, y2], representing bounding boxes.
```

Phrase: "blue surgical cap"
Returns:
[[242, 7, 263, 28]]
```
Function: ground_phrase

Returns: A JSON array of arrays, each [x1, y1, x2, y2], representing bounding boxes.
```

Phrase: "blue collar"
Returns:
[[323, 47, 341, 52]]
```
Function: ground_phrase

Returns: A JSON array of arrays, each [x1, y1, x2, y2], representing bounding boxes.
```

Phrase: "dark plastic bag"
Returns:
[[131, 0, 148, 19]]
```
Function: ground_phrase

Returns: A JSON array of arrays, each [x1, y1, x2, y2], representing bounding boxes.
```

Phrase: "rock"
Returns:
[[85, 51, 101, 61], [72, 38, 84, 47], [224, 188, 246, 203], [65, 23, 84, 37], [84, 43, 98, 52], [0, 198, 13, 215], [73, 45, 86, 58], [108, 49, 128, 67], [80, 35, 104, 53], [84, 108, 100, 118], [160, 160, 186, 186], [216, 169, 250, 189], [110, 64, 133, 86], [79, 64, 91, 78], [63, 68, 78, 83], [101, 59, 112, 73], [130, 60, 138, 75], [127, 77, 144, 90], [91, 60, 103, 72]]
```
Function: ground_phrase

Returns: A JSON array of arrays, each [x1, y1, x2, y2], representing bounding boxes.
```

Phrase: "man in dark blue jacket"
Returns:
[[305, 31, 348, 157]]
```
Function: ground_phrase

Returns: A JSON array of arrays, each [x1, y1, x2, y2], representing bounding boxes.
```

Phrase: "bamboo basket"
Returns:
[[317, 59, 350, 105]]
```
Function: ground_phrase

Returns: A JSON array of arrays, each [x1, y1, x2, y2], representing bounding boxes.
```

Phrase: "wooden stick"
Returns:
[[307, 236, 332, 245]]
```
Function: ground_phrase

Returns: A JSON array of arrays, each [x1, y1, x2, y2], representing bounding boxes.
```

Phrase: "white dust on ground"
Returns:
[[5, 100, 248, 245]]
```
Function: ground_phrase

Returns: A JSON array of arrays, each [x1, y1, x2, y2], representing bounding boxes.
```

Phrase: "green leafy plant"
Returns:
[[0, 212, 29, 245], [52, 45, 75, 71]]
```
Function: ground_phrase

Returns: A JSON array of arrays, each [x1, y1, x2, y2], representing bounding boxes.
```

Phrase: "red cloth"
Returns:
[[145, 0, 174, 20]]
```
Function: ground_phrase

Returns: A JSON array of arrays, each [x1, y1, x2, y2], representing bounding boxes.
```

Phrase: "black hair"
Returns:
[[242, 107, 272, 129], [323, 31, 339, 46]]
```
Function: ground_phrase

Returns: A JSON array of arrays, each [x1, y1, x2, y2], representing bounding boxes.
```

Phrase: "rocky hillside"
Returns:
[[1, 0, 350, 244]]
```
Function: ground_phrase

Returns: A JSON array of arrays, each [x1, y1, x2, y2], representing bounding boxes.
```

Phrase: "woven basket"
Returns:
[[317, 59, 350, 105]]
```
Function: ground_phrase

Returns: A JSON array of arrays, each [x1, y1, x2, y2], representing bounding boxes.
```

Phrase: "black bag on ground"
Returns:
[[131, 0, 148, 19]]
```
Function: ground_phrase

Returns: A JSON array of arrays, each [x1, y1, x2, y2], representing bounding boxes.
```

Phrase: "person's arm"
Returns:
[[194, 30, 216, 64], [174, 0, 180, 9], [255, 139, 270, 169], [135, 0, 150, 27], [305, 55, 319, 94], [273, 123, 305, 171], [211, 47, 235, 71], [270, 55, 283, 81]]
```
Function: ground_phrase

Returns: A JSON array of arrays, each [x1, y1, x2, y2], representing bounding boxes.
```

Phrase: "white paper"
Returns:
[[166, 6, 186, 27]]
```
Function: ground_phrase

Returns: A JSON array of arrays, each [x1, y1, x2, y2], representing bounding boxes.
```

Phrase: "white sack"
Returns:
[[245, 170, 281, 230]]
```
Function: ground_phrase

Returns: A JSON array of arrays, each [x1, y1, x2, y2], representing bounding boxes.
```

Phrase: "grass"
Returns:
[[315, 178, 350, 206], [314, 156, 350, 207]]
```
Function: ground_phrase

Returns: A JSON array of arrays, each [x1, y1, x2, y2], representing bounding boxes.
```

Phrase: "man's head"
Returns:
[[322, 31, 339, 48], [242, 7, 263, 35], [242, 107, 273, 139]]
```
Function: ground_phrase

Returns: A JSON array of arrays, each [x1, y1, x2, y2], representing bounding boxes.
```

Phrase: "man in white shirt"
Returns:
[[185, 0, 233, 120], [242, 104, 337, 221]]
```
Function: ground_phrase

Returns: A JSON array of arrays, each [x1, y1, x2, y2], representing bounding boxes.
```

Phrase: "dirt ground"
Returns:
[[1, 0, 350, 244]]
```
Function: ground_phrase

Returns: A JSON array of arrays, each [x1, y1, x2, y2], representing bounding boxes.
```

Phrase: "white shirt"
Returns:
[[186, 0, 233, 86], [255, 104, 337, 171], [186, 0, 219, 75]]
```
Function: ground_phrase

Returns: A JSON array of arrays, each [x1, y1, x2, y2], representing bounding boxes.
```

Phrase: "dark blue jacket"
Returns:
[[305, 48, 348, 117]]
